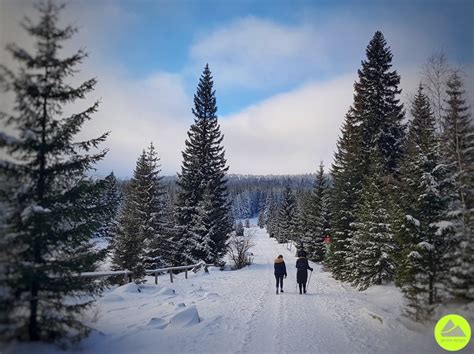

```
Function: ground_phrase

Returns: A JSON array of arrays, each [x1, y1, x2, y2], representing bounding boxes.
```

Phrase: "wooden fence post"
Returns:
[[185, 270, 188, 279], [155, 271, 158, 285], [169, 270, 173, 283], [123, 272, 128, 284]]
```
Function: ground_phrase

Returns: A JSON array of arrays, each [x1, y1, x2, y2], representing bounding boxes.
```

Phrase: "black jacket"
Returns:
[[295, 257, 313, 284], [274, 258, 287, 277]]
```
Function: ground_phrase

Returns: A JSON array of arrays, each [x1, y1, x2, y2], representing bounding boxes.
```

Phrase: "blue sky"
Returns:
[[1, 0, 473, 176], [97, 0, 474, 115]]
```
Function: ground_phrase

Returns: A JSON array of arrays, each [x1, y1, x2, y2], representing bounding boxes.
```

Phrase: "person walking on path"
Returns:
[[296, 250, 313, 294], [274, 255, 287, 294]]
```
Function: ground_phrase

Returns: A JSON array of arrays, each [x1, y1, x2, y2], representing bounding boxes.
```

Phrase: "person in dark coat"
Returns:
[[296, 250, 313, 294], [274, 255, 287, 294]]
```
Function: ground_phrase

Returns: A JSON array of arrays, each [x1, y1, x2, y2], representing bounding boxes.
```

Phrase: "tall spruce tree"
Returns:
[[142, 143, 172, 269], [328, 31, 405, 282], [110, 151, 149, 281], [441, 72, 474, 301], [0, 1, 110, 343], [265, 193, 279, 238], [276, 185, 299, 244], [356, 31, 405, 175], [395, 84, 453, 320], [301, 162, 329, 261], [174, 64, 232, 265], [327, 110, 364, 280], [111, 143, 168, 278]]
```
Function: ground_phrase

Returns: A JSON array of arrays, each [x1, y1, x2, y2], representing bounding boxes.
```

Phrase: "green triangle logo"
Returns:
[[441, 319, 466, 337], [435, 314, 471, 351]]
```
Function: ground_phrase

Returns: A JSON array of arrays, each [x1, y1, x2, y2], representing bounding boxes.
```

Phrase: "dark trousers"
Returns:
[[298, 282, 306, 294], [275, 275, 284, 289]]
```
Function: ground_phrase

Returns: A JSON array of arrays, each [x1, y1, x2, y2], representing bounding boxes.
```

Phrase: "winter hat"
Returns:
[[297, 250, 307, 257]]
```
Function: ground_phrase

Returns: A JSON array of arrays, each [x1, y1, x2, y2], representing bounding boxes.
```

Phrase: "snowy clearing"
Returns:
[[7, 226, 472, 354]]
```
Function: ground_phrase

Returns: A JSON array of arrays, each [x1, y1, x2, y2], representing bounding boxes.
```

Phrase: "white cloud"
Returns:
[[76, 68, 192, 178], [189, 14, 457, 93], [190, 16, 326, 89], [220, 74, 356, 175]]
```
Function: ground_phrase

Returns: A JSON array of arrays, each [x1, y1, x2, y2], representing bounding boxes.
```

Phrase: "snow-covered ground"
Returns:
[[8, 226, 472, 354]]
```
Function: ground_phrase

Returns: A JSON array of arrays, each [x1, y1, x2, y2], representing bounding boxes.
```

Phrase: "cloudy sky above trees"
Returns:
[[1, 0, 473, 177]]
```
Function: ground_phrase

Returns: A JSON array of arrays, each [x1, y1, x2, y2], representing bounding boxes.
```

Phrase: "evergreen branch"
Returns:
[[73, 132, 109, 152], [4, 44, 36, 67], [0, 64, 16, 91], [50, 101, 100, 147], [0, 132, 22, 148], [49, 78, 97, 102], [47, 150, 107, 175]]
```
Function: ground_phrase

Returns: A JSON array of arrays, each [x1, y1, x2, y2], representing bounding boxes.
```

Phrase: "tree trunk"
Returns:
[[28, 282, 39, 341]]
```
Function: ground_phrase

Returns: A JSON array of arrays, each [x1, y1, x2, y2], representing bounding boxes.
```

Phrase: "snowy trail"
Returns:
[[10, 226, 455, 354], [234, 228, 438, 354], [237, 229, 368, 354]]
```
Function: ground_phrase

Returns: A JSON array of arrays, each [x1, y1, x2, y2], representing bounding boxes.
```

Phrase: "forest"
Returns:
[[0, 0, 472, 348]]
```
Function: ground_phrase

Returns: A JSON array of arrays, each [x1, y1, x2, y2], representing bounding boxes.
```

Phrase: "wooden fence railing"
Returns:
[[78, 262, 213, 284]]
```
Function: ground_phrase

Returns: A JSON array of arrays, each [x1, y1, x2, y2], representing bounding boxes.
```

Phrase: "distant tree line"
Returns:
[[227, 174, 314, 219]]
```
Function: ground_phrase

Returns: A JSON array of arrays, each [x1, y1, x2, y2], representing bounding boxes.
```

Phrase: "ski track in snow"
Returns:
[[8, 226, 456, 354], [236, 230, 369, 354]]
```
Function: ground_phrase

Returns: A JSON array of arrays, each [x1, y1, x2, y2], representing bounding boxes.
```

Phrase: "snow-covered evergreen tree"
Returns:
[[301, 162, 330, 262], [327, 109, 364, 280], [264, 193, 279, 238], [441, 72, 474, 301], [276, 185, 299, 244], [349, 153, 398, 290], [161, 186, 178, 265], [174, 64, 232, 265], [257, 211, 265, 229], [356, 31, 405, 176], [0, 1, 110, 343], [110, 151, 149, 281], [328, 31, 405, 282], [95, 172, 122, 241], [257, 194, 266, 228], [395, 84, 453, 320], [111, 143, 169, 277], [187, 189, 215, 263], [142, 143, 172, 269]]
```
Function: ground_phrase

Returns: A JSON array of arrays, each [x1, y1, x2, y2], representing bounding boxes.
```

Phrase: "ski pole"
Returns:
[[307, 270, 313, 291]]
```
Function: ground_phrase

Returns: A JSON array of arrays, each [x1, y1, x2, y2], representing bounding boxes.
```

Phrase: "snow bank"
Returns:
[[168, 305, 200, 327], [146, 317, 168, 330], [204, 292, 220, 301], [158, 287, 175, 296], [112, 282, 140, 294], [100, 293, 124, 302]]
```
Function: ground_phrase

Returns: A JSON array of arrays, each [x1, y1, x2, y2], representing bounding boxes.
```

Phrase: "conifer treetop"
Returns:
[[192, 63, 217, 120]]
